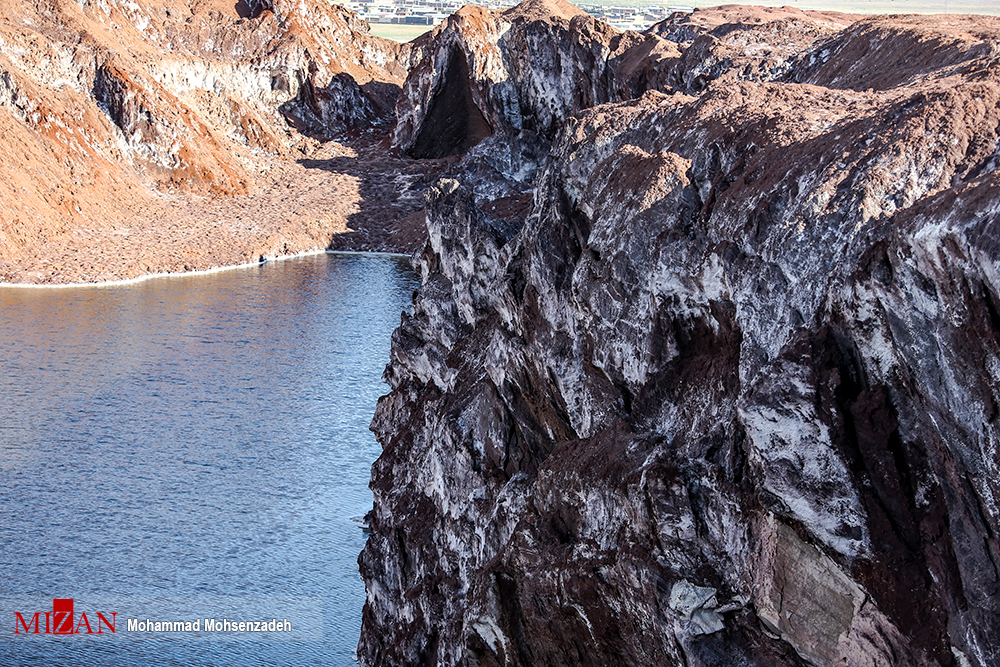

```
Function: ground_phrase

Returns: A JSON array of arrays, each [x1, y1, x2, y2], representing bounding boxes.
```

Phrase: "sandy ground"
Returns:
[[368, 24, 434, 42], [0, 133, 453, 285]]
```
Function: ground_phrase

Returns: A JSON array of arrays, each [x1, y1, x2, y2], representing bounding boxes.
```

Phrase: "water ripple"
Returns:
[[0, 253, 417, 666]]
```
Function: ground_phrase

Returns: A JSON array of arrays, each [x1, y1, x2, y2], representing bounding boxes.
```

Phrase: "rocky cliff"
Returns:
[[0, 0, 415, 281], [391, 0, 679, 159], [361, 8, 1000, 667]]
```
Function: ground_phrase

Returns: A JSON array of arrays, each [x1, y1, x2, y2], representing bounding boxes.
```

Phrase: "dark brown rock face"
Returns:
[[360, 10, 1000, 667]]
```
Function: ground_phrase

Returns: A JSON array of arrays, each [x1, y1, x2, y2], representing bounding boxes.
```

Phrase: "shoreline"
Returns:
[[0, 249, 414, 289], [0, 133, 439, 289]]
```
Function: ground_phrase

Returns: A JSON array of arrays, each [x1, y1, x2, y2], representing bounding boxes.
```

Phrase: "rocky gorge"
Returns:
[[5, 0, 1000, 665]]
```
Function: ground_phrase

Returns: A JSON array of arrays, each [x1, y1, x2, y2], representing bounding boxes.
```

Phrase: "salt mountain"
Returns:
[[362, 3, 1000, 667]]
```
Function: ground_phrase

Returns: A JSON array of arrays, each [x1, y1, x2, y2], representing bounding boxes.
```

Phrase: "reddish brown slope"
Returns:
[[0, 0, 414, 283]]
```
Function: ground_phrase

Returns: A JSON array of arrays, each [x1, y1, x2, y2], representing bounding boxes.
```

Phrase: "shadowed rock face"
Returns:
[[411, 47, 493, 158], [360, 10, 1000, 667]]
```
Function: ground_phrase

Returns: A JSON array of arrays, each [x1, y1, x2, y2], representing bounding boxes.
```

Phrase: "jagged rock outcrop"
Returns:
[[646, 5, 857, 93], [361, 11, 1000, 667], [392, 0, 678, 159], [392, 2, 868, 163], [647, 4, 857, 49]]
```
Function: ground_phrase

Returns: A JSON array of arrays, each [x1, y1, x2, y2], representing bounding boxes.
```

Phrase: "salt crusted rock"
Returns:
[[361, 11, 1000, 667], [647, 6, 856, 94], [392, 0, 678, 158]]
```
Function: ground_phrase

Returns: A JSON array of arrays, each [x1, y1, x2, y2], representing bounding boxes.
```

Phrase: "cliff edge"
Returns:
[[361, 8, 1000, 667]]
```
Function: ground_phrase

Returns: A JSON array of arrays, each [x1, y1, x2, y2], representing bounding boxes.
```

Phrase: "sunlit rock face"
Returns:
[[361, 10, 1000, 667], [0, 0, 409, 263], [391, 0, 679, 159]]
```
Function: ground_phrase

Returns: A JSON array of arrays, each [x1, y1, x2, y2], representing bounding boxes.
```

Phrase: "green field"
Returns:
[[368, 23, 433, 42]]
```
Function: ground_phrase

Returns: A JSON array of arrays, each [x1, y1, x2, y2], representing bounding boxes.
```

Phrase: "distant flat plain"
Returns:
[[675, 0, 999, 13], [368, 0, 999, 42], [368, 23, 433, 41]]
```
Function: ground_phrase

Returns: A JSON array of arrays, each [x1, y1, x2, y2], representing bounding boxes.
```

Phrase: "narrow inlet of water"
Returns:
[[0, 252, 418, 666]]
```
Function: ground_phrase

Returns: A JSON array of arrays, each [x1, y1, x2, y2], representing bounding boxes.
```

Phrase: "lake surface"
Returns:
[[0, 253, 418, 666]]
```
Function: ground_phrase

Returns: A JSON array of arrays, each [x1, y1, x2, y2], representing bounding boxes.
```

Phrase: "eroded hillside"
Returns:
[[0, 0, 422, 282]]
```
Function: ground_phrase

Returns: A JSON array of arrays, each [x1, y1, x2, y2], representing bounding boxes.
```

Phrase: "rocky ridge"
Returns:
[[390, 1, 861, 211], [360, 7, 1000, 667], [392, 0, 677, 160]]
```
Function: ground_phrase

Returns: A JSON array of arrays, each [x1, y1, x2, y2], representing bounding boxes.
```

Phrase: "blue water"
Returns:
[[0, 253, 418, 666]]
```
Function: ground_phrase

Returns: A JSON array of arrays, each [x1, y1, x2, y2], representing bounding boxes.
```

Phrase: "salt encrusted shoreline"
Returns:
[[0, 249, 411, 289]]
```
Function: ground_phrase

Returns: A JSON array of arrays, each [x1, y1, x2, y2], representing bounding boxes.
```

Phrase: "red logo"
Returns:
[[14, 599, 117, 635]]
